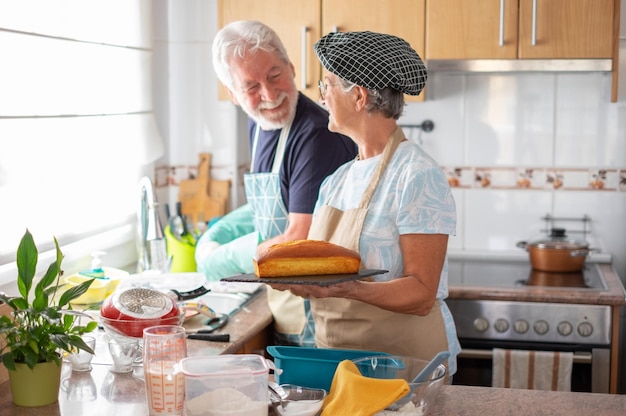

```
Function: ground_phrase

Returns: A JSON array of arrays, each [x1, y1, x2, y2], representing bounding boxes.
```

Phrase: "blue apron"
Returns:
[[244, 123, 315, 347]]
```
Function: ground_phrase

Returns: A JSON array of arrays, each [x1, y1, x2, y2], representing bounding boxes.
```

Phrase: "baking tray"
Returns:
[[220, 269, 387, 286]]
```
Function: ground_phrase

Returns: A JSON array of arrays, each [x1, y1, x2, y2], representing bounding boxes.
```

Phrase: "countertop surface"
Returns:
[[448, 263, 626, 306], [1, 283, 626, 415]]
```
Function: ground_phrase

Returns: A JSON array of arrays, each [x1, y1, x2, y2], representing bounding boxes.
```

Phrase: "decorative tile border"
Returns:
[[156, 164, 626, 192], [443, 167, 626, 192]]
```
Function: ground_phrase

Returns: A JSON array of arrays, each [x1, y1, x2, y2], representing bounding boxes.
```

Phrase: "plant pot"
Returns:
[[517, 228, 590, 272], [8, 361, 62, 407]]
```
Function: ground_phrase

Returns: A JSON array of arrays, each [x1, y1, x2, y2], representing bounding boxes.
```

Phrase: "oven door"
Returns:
[[453, 340, 610, 393]]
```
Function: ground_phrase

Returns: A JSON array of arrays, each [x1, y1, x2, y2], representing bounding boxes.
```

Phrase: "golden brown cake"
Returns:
[[253, 240, 361, 277]]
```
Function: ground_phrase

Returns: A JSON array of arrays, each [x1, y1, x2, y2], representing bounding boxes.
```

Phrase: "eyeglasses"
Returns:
[[318, 80, 338, 100]]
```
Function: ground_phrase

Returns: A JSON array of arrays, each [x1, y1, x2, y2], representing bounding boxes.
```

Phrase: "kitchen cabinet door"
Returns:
[[426, 0, 616, 60], [518, 0, 615, 59], [322, 0, 426, 102], [425, 0, 519, 59], [217, 0, 321, 100]]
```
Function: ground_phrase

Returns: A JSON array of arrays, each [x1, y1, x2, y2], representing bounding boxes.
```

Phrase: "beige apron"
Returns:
[[308, 127, 448, 360]]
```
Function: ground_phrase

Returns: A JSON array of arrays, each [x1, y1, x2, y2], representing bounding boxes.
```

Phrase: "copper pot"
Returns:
[[517, 228, 590, 272]]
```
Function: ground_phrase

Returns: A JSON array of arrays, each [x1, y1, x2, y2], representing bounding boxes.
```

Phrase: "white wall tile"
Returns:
[[401, 74, 465, 165], [464, 190, 552, 251], [464, 74, 556, 166], [555, 73, 617, 166]]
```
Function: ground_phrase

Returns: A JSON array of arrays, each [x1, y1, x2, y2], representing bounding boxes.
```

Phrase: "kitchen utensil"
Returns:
[[517, 228, 592, 272], [168, 286, 210, 301], [143, 325, 187, 416], [351, 355, 446, 413], [187, 333, 230, 342], [169, 201, 189, 239], [268, 381, 289, 409], [411, 351, 450, 383], [99, 288, 184, 338]]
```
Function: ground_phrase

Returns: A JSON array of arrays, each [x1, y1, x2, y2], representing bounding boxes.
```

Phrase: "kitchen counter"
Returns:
[[0, 286, 273, 415], [431, 385, 626, 416], [3, 367, 626, 416]]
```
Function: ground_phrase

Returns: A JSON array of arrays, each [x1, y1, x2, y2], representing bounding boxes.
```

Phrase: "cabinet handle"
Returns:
[[301, 26, 308, 90], [499, 0, 505, 46], [531, 0, 538, 46]]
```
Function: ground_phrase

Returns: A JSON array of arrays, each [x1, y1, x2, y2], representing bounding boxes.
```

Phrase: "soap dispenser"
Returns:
[[78, 251, 107, 279]]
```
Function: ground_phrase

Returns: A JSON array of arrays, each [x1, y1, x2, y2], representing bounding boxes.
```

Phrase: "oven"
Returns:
[[446, 256, 622, 393]]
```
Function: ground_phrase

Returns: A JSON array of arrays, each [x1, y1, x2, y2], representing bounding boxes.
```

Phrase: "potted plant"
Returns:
[[0, 229, 98, 407]]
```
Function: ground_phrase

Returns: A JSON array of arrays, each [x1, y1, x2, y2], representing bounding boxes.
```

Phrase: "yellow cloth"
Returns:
[[321, 360, 410, 416]]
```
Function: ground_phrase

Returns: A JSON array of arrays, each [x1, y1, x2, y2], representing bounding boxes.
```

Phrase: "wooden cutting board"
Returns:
[[179, 153, 230, 227]]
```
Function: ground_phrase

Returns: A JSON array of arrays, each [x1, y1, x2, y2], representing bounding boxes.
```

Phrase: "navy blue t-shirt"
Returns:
[[248, 93, 357, 214]]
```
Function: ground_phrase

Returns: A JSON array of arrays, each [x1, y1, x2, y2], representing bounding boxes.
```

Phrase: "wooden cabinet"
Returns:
[[217, 0, 427, 102], [425, 0, 620, 101], [426, 0, 615, 59]]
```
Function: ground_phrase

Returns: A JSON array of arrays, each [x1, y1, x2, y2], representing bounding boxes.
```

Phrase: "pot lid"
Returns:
[[111, 287, 174, 319], [529, 228, 588, 250]]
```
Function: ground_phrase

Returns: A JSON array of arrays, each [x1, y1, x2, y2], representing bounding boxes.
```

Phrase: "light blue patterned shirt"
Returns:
[[314, 140, 461, 375]]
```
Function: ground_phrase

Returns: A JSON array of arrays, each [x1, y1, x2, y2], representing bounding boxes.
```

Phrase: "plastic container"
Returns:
[[180, 354, 270, 416], [266, 346, 390, 391]]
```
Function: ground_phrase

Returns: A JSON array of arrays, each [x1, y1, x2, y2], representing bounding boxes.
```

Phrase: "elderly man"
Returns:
[[195, 21, 357, 346]]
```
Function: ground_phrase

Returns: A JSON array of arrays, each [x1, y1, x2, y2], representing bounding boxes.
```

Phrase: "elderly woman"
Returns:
[[269, 31, 461, 377]]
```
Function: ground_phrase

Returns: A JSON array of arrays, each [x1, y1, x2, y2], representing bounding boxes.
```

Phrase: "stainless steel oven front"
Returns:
[[447, 299, 611, 393]]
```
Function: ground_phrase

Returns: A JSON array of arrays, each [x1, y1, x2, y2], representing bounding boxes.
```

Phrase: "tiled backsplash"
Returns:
[[398, 68, 626, 279]]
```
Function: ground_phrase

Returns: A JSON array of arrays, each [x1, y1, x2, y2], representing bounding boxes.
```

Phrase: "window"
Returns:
[[0, 0, 162, 285]]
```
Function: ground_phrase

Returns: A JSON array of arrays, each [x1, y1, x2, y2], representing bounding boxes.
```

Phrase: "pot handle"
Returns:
[[516, 241, 528, 250]]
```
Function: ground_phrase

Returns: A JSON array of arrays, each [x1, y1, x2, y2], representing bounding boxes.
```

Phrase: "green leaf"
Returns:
[[2, 354, 16, 371], [7, 298, 27, 311], [58, 279, 94, 308], [37, 260, 61, 292], [16, 229, 37, 301]]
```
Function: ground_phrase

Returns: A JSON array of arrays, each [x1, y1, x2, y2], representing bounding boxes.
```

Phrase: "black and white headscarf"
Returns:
[[314, 31, 427, 96]]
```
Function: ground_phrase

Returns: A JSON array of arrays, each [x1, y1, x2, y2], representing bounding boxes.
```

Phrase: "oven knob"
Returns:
[[577, 322, 594, 337], [557, 321, 573, 337], [473, 317, 489, 332], [494, 318, 509, 333], [514, 319, 529, 334], [533, 320, 549, 335]]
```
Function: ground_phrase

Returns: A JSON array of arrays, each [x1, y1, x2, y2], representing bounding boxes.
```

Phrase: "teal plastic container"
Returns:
[[266, 346, 390, 391]]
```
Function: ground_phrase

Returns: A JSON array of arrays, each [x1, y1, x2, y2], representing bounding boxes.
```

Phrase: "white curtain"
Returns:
[[0, 0, 162, 279]]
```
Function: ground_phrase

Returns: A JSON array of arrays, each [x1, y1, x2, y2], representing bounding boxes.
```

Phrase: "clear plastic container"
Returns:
[[180, 354, 270, 416]]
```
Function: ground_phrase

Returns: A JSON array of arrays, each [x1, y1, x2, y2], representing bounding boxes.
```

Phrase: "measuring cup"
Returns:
[[143, 325, 188, 416]]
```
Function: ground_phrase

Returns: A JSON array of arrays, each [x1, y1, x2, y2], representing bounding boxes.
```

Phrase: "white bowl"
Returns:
[[270, 384, 327, 416]]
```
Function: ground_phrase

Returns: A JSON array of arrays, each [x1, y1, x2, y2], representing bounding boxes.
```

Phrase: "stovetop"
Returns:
[[448, 258, 606, 291]]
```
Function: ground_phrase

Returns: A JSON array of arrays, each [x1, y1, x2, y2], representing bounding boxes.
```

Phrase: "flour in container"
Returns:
[[185, 387, 267, 416]]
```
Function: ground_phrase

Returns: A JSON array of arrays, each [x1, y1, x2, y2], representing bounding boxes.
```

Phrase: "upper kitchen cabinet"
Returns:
[[425, 0, 621, 102], [218, 0, 427, 102], [322, 0, 426, 102], [217, 0, 321, 100]]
